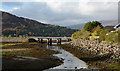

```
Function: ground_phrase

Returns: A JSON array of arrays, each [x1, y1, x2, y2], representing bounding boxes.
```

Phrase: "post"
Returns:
[[38, 38, 40, 42], [57, 38, 61, 45], [57, 39, 59, 44], [49, 38, 52, 46], [47, 39, 49, 45], [59, 38, 61, 45], [67, 39, 71, 42], [40, 38, 43, 43]]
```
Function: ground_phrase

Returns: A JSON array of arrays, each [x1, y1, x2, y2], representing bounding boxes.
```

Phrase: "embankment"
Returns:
[[71, 39, 120, 61], [1, 37, 29, 42], [59, 39, 120, 70]]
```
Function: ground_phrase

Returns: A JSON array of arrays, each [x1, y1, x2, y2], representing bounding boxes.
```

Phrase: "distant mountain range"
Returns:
[[66, 20, 118, 30], [1, 11, 78, 37], [66, 23, 85, 30]]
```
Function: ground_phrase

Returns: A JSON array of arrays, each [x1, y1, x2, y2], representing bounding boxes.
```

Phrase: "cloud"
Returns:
[[2, 2, 23, 7], [2, 1, 118, 26]]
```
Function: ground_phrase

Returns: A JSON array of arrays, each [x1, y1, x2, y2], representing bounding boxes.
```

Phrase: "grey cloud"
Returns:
[[2, 2, 23, 7], [8, 2, 118, 26]]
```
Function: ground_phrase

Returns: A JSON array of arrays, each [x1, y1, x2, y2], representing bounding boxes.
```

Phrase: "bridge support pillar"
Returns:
[[57, 38, 61, 45], [38, 38, 43, 43], [40, 38, 43, 43], [38, 38, 40, 42], [67, 39, 72, 42], [47, 38, 52, 46], [47, 39, 49, 45]]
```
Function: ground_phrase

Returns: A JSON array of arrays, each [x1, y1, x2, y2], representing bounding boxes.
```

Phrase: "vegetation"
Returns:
[[1, 11, 78, 37], [71, 28, 90, 40], [71, 20, 119, 44], [2, 42, 62, 70], [99, 29, 111, 42], [84, 21, 103, 32], [90, 36, 95, 40], [105, 31, 118, 44], [91, 25, 103, 36], [59, 44, 120, 71]]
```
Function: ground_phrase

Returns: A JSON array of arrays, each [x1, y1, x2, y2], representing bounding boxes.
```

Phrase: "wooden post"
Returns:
[[59, 38, 61, 45], [57, 39, 59, 44], [49, 38, 52, 46], [40, 38, 43, 43], [38, 38, 40, 42], [67, 39, 71, 42], [47, 39, 49, 45]]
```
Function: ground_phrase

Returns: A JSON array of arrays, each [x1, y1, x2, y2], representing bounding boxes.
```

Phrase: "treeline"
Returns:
[[72, 21, 119, 44], [2, 26, 78, 37], [1, 11, 78, 37]]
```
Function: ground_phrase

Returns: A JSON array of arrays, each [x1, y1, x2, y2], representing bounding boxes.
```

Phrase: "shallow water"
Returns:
[[45, 44, 88, 70]]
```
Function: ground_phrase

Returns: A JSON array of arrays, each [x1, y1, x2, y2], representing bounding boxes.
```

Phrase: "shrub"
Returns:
[[8, 35, 12, 38], [90, 36, 95, 40], [99, 29, 111, 42], [105, 31, 118, 44], [72, 28, 90, 40]]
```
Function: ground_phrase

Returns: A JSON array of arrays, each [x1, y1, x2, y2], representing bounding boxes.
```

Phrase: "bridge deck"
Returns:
[[31, 37, 71, 39]]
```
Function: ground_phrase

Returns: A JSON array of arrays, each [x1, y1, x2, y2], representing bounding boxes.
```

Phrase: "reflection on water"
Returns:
[[45, 43, 88, 70]]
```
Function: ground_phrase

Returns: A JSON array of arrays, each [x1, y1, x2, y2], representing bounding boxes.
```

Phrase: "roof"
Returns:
[[114, 24, 120, 29]]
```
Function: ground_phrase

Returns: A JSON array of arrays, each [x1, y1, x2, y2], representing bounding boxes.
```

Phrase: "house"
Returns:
[[114, 24, 120, 31]]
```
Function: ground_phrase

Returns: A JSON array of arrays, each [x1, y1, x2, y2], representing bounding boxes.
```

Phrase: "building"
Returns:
[[114, 23, 120, 31]]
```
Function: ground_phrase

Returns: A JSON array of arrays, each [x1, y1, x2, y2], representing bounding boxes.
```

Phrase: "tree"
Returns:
[[92, 25, 103, 36], [84, 21, 103, 32]]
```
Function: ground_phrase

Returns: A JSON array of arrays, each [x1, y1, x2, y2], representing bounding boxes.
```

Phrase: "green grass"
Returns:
[[0, 52, 11, 56], [108, 63, 120, 71]]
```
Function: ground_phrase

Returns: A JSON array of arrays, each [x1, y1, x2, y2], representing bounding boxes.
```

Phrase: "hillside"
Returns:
[[1, 11, 78, 37], [66, 23, 85, 30]]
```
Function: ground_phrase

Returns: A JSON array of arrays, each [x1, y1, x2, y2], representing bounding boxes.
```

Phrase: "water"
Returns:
[[44, 43, 88, 70]]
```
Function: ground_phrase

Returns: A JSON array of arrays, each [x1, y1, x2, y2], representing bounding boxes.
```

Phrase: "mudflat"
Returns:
[[1, 42, 63, 71]]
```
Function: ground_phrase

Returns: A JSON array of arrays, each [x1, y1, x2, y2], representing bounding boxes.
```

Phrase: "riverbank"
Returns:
[[59, 39, 120, 71], [1, 42, 63, 71]]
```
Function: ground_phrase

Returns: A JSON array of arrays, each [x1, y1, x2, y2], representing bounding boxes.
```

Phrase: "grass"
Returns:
[[0, 52, 11, 56], [2, 42, 60, 59], [108, 63, 120, 71], [2, 42, 43, 49]]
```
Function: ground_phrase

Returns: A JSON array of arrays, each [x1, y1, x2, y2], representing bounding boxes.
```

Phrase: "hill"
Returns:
[[103, 26, 115, 31], [66, 20, 117, 30], [1, 11, 78, 37], [66, 23, 85, 30]]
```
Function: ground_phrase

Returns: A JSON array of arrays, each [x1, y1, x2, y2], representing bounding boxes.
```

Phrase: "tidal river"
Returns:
[[44, 43, 88, 71]]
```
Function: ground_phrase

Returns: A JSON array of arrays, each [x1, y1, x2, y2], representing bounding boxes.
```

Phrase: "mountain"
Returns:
[[1, 11, 78, 37], [100, 20, 118, 26], [66, 20, 117, 30], [66, 23, 85, 30], [103, 26, 115, 31]]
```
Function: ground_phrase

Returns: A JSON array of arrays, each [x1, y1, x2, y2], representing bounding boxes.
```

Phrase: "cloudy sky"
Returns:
[[0, 0, 119, 26]]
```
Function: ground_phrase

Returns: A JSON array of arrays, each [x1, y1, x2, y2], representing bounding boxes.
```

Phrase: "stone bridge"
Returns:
[[31, 37, 72, 45]]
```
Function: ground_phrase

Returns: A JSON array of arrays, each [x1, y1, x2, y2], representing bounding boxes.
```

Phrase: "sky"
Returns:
[[0, 0, 119, 26]]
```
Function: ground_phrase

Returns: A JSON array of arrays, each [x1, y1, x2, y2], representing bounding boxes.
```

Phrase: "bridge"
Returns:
[[31, 37, 72, 46]]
